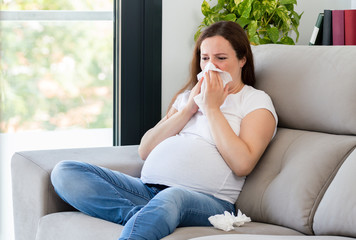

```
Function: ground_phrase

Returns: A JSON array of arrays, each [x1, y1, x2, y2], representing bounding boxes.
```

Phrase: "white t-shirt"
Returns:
[[140, 85, 278, 203]]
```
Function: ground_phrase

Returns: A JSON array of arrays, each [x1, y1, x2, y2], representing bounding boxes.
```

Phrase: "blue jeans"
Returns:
[[51, 160, 236, 240]]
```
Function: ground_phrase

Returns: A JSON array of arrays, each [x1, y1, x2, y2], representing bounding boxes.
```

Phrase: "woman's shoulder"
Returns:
[[234, 85, 272, 104], [240, 85, 278, 122], [242, 85, 270, 97]]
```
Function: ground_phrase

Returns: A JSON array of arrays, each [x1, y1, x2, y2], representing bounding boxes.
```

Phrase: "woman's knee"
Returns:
[[52, 160, 80, 182], [51, 160, 88, 197]]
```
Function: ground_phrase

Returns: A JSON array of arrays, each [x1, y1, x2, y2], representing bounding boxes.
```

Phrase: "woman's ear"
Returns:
[[239, 57, 247, 68]]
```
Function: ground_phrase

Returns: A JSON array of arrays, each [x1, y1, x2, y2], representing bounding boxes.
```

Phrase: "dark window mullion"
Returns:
[[114, 0, 162, 146]]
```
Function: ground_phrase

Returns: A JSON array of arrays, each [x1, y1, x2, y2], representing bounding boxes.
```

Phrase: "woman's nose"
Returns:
[[209, 60, 220, 69]]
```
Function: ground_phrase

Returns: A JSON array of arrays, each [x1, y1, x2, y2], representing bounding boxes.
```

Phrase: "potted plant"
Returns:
[[195, 0, 303, 45]]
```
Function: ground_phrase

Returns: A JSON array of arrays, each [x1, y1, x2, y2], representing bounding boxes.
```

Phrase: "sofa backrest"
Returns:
[[252, 45, 356, 135], [236, 45, 356, 237]]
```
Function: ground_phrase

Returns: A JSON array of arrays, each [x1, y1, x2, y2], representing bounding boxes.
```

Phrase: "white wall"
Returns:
[[161, 0, 203, 114], [161, 0, 353, 113]]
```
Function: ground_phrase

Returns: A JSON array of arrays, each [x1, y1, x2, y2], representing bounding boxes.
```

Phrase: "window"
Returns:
[[0, 1, 113, 239]]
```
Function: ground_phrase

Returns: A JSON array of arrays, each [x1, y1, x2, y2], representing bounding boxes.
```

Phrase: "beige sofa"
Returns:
[[12, 45, 356, 240]]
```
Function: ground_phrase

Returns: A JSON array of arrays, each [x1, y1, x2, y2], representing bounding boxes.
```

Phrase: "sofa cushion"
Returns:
[[36, 212, 302, 240], [236, 128, 356, 235], [191, 234, 355, 240], [35, 212, 123, 240], [313, 148, 356, 238], [252, 45, 356, 135]]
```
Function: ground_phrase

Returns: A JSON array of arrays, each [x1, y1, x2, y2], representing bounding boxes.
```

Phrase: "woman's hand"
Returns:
[[202, 71, 229, 112], [184, 78, 204, 114]]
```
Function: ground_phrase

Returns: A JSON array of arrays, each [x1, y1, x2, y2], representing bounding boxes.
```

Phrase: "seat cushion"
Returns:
[[36, 212, 302, 240], [35, 212, 123, 240], [190, 234, 355, 240]]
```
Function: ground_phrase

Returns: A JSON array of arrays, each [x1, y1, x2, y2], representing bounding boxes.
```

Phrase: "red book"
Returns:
[[345, 10, 356, 45], [332, 10, 345, 45]]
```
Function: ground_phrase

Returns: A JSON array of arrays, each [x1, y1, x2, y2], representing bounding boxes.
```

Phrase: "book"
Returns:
[[332, 10, 345, 45], [309, 13, 324, 45], [345, 9, 356, 45], [322, 9, 332, 45]]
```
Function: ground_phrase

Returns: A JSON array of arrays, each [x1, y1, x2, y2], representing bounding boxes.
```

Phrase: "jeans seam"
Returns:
[[78, 162, 152, 202], [127, 210, 141, 239]]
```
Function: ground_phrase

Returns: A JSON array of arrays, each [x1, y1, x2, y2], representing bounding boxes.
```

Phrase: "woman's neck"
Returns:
[[228, 80, 245, 94]]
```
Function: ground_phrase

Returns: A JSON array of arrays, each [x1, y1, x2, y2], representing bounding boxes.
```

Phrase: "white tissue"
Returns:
[[196, 62, 233, 84], [194, 62, 232, 113], [208, 210, 251, 232]]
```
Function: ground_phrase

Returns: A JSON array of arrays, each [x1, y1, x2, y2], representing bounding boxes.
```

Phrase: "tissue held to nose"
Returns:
[[194, 62, 232, 113], [197, 62, 232, 85]]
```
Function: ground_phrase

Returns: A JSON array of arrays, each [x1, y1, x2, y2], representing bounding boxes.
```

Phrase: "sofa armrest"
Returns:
[[11, 145, 143, 240]]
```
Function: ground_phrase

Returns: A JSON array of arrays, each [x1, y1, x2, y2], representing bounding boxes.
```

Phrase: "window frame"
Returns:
[[0, 10, 113, 21]]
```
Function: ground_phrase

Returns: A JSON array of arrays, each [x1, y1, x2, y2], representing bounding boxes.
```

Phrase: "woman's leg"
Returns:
[[119, 187, 236, 240], [51, 160, 156, 225]]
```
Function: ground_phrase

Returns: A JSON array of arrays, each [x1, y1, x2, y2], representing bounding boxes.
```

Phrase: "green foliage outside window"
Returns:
[[0, 0, 113, 132]]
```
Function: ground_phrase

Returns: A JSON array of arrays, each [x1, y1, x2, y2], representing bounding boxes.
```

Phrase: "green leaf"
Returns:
[[202, 0, 211, 17], [279, 36, 295, 45], [285, 4, 294, 11], [260, 36, 273, 44], [252, 1, 263, 20], [276, 6, 291, 26], [218, 0, 226, 6], [226, 0, 238, 13], [212, 0, 225, 12], [234, 0, 243, 6], [212, 13, 223, 22], [291, 10, 300, 25], [247, 20, 258, 36], [238, 0, 253, 18], [291, 23, 300, 42], [222, 13, 237, 21], [267, 27, 279, 43], [203, 17, 210, 26], [194, 25, 205, 41], [236, 17, 251, 28], [249, 34, 260, 45], [262, 0, 277, 14], [279, 0, 297, 5]]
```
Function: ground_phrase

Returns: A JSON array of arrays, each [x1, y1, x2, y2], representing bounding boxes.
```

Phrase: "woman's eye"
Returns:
[[201, 57, 209, 61], [218, 57, 227, 60]]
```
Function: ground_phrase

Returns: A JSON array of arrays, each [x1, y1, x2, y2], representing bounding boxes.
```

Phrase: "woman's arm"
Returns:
[[206, 108, 275, 177], [138, 107, 191, 160], [138, 79, 203, 160], [203, 71, 276, 177]]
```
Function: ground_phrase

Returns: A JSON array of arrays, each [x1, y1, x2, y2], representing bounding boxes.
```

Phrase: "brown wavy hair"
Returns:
[[167, 21, 255, 112]]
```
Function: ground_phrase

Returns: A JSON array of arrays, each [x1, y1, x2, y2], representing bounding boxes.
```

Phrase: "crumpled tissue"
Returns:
[[193, 62, 232, 114], [208, 210, 251, 232]]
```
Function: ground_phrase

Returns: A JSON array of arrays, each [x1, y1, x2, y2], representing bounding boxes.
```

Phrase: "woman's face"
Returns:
[[200, 35, 246, 82]]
